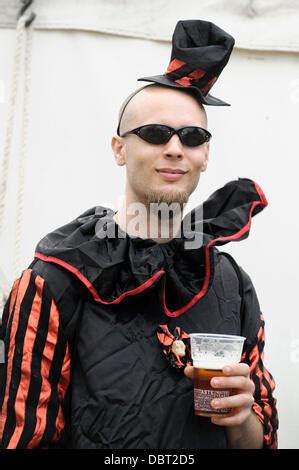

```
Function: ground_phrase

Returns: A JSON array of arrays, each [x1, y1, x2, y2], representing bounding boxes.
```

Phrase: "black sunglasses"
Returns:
[[119, 124, 212, 147]]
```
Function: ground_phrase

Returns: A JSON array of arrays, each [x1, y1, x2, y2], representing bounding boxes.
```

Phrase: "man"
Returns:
[[0, 20, 278, 449]]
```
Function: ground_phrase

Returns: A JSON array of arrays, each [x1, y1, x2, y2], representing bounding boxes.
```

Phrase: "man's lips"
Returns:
[[156, 168, 187, 182]]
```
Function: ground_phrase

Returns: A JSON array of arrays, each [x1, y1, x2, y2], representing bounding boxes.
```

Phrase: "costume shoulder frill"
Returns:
[[34, 178, 267, 318]]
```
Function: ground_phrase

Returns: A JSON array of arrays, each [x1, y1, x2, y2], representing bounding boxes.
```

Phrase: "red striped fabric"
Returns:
[[0, 270, 32, 441], [7, 275, 45, 448], [242, 313, 278, 449], [0, 269, 70, 449], [165, 58, 186, 74]]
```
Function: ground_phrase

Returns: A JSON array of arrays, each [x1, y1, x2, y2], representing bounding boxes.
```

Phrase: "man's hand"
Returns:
[[184, 363, 255, 426], [184, 363, 264, 448]]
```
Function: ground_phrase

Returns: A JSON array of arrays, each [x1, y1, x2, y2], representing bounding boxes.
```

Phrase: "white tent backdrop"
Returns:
[[0, 0, 299, 449], [1, 0, 299, 52]]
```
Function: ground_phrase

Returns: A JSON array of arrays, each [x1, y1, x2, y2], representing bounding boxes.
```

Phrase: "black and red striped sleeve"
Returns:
[[241, 313, 278, 449], [0, 268, 71, 449]]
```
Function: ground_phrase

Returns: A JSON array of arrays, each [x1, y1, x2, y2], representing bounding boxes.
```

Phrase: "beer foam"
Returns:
[[193, 360, 230, 369]]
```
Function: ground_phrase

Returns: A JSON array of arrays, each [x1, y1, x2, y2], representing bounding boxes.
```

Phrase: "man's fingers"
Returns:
[[184, 365, 194, 380], [211, 376, 255, 394], [211, 393, 254, 411], [222, 363, 250, 377], [211, 409, 249, 427]]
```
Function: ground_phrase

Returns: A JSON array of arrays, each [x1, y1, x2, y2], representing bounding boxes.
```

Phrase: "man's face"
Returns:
[[112, 86, 210, 206]]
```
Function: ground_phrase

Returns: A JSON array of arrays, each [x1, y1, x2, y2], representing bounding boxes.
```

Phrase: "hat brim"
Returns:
[[137, 75, 230, 106]]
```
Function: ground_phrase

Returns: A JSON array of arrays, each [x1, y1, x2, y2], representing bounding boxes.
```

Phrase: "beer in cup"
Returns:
[[189, 333, 245, 417]]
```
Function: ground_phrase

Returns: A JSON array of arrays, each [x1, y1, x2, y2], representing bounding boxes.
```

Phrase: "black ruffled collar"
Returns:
[[35, 178, 267, 317]]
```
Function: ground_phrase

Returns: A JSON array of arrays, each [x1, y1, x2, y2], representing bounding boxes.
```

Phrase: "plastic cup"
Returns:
[[189, 333, 246, 417]]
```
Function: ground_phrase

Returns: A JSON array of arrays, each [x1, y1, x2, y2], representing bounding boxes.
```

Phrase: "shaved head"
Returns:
[[117, 84, 208, 135]]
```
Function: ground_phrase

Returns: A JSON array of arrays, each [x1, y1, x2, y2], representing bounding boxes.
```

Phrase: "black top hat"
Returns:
[[138, 19, 235, 106]]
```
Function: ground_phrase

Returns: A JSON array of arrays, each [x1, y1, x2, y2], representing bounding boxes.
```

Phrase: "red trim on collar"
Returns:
[[34, 251, 165, 304], [163, 190, 268, 318], [253, 180, 268, 207]]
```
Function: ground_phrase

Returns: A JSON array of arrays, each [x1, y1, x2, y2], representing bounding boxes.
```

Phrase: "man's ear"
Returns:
[[201, 143, 210, 172], [111, 135, 126, 166]]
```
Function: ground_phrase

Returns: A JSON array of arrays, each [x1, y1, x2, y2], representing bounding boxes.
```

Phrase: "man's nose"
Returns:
[[162, 134, 184, 158]]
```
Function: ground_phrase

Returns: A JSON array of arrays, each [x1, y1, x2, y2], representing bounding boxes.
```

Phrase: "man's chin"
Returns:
[[144, 189, 190, 206]]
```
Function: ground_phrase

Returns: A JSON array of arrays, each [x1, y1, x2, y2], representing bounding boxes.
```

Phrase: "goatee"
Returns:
[[144, 189, 189, 208]]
